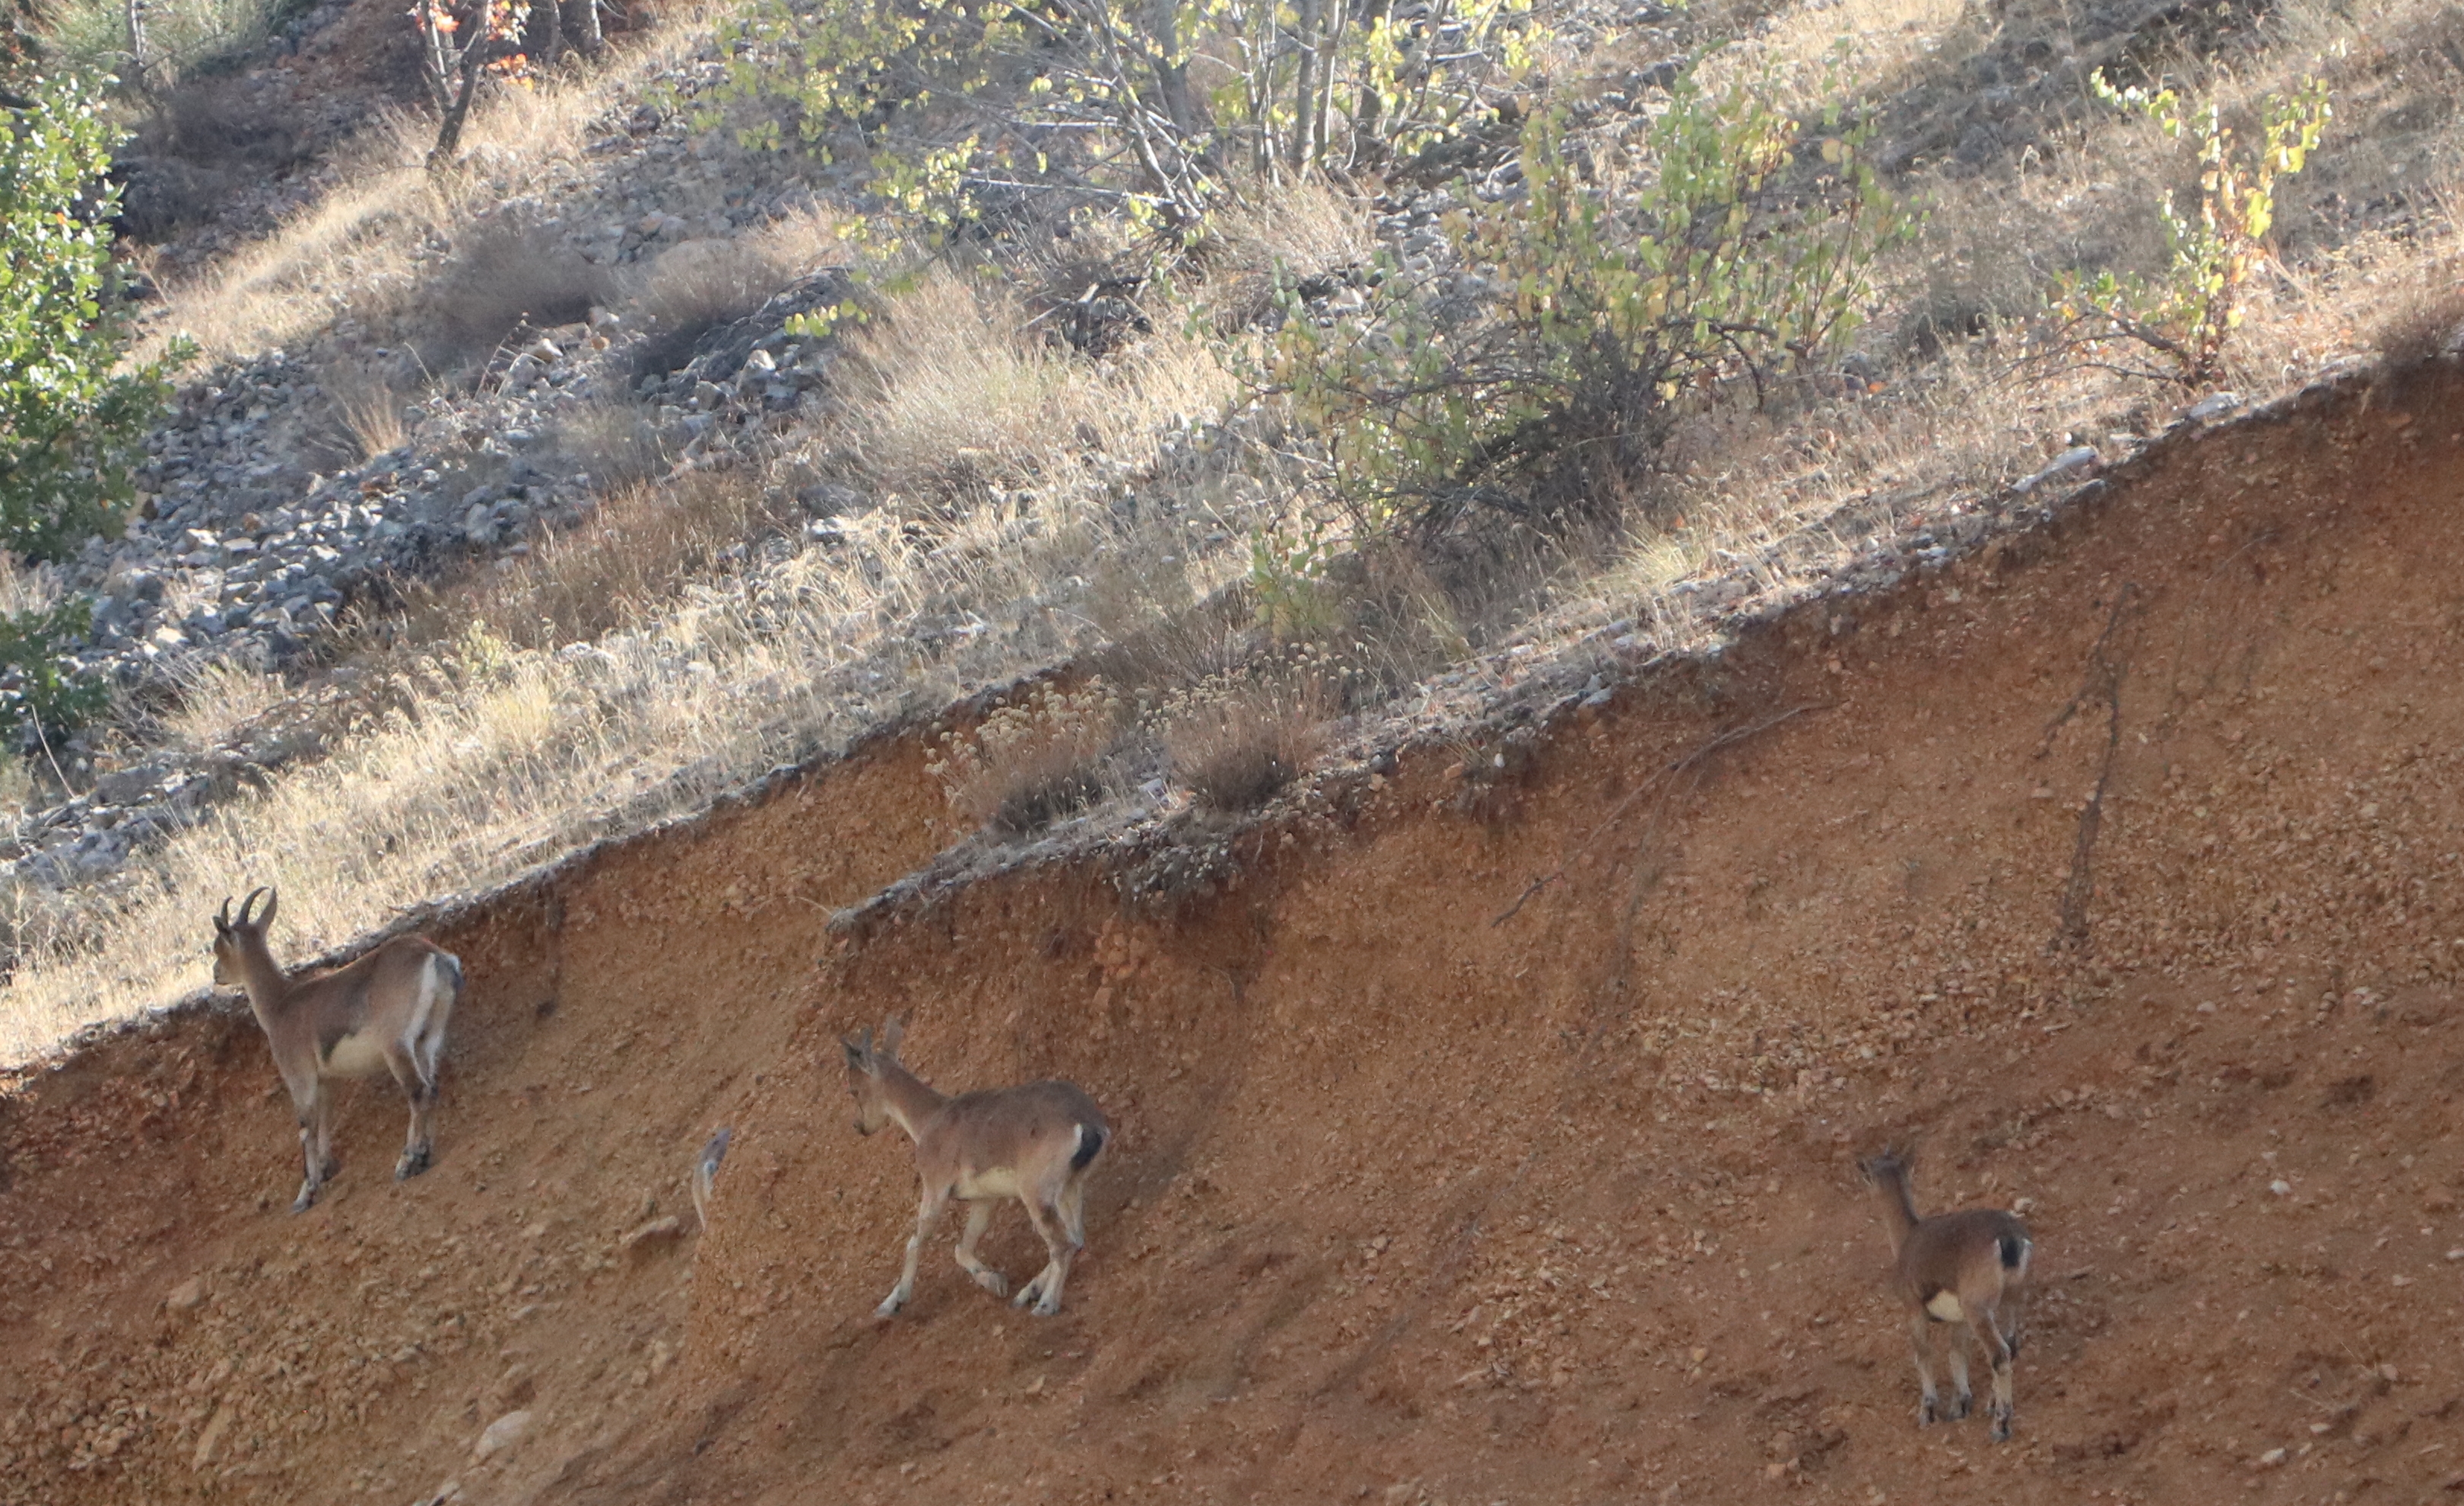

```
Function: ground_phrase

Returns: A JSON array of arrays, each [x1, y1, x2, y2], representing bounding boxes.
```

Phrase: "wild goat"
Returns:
[[211, 888, 463, 1213], [841, 1016, 1108, 1318], [1859, 1148, 2033, 1441]]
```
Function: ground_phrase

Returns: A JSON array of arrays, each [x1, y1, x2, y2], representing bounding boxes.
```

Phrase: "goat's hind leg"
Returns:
[[1013, 1192, 1081, 1317], [386, 1048, 437, 1180], [954, 1202, 1008, 1298], [1977, 1307, 2019, 1442]]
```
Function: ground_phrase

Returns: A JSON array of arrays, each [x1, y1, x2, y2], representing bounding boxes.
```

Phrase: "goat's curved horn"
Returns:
[[237, 886, 271, 927], [258, 887, 278, 929], [216, 896, 233, 932]]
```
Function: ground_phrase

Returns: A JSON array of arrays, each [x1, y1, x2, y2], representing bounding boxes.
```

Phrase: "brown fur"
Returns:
[[211, 888, 462, 1213], [842, 1016, 1108, 1317], [1859, 1148, 2033, 1441]]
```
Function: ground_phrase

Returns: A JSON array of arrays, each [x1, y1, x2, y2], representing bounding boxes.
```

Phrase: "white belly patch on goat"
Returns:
[[324, 1031, 392, 1077], [1924, 1291, 1967, 1323], [957, 1167, 1022, 1200]]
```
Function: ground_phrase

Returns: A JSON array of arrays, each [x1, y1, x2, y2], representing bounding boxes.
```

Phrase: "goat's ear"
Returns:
[[881, 1015, 907, 1056]]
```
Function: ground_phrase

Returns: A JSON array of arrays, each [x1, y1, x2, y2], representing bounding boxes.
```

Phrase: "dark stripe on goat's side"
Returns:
[[1072, 1126, 1107, 1171]]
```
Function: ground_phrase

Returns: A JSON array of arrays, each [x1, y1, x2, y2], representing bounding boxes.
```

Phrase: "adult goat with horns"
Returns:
[[211, 887, 463, 1212]]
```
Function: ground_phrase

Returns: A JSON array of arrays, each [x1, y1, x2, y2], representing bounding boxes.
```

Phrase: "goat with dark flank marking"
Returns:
[[1859, 1147, 2033, 1441], [842, 1015, 1108, 1317], [211, 887, 463, 1213]]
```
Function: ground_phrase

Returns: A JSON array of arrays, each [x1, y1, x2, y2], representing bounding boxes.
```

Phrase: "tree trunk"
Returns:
[[572, 0, 603, 59], [428, 31, 487, 173], [122, 0, 151, 96], [1349, 0, 1389, 165], [1288, 0, 1322, 169], [541, 0, 562, 68]]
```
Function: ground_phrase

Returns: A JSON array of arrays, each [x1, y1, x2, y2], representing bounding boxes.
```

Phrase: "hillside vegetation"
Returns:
[[0, 0, 2457, 1057]]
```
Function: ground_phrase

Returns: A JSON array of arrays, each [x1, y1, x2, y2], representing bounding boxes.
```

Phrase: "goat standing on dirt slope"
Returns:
[[841, 1016, 1109, 1318], [1859, 1148, 2033, 1441], [211, 887, 463, 1213]]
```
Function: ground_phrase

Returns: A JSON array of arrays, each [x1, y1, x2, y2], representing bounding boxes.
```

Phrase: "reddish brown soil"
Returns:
[[7, 367, 2464, 1506]]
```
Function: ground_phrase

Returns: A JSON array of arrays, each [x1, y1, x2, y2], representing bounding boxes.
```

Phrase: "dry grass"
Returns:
[[316, 362, 412, 462], [1157, 670, 1333, 812], [927, 680, 1124, 834], [625, 208, 852, 376], [405, 465, 785, 650], [424, 220, 615, 373], [161, 655, 289, 753], [818, 267, 1232, 503], [553, 398, 675, 489]]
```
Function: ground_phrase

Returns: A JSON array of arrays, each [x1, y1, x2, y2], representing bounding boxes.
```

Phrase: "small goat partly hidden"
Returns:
[[211, 888, 463, 1213], [841, 1017, 1108, 1318], [1859, 1148, 2033, 1441]]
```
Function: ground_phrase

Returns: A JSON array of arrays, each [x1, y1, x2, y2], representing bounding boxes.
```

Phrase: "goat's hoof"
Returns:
[[1030, 1297, 1062, 1317], [1012, 1282, 1043, 1311], [1917, 1399, 1938, 1427], [973, 1272, 1010, 1298], [874, 1296, 905, 1320], [395, 1149, 431, 1180], [1948, 1393, 1973, 1422], [290, 1189, 318, 1215], [1989, 1411, 2013, 1443]]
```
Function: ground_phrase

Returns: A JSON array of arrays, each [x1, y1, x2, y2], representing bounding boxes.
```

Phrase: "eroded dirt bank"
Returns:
[[6, 367, 2464, 1505]]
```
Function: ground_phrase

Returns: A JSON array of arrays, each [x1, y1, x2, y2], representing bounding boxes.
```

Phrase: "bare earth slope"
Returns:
[[6, 364, 2464, 1504]]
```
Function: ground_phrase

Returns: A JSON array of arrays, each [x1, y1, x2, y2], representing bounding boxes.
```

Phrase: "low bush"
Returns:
[[422, 218, 612, 372], [1249, 68, 1910, 541], [928, 680, 1122, 834], [1152, 647, 1338, 810]]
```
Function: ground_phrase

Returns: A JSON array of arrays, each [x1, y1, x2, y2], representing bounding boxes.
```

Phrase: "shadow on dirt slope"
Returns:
[[5, 363, 2464, 1504]]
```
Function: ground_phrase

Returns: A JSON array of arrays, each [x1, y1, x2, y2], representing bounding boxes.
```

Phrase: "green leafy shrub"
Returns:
[[2047, 70, 2332, 388], [0, 77, 185, 561], [1249, 70, 1910, 537], [0, 597, 106, 742]]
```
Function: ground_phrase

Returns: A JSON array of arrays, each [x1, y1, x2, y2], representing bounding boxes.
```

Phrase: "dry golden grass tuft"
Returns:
[[815, 267, 1232, 504], [161, 655, 289, 753], [626, 208, 852, 376], [927, 680, 1124, 834], [1157, 669, 1333, 812], [424, 220, 614, 373], [407, 465, 785, 651], [316, 361, 411, 462]]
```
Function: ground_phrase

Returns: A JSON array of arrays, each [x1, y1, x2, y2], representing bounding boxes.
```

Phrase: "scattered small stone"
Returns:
[[471, 1409, 532, 1463]]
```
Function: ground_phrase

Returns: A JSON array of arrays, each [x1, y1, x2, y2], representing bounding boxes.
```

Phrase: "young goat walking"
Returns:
[[1859, 1148, 2033, 1441], [841, 1017, 1108, 1318], [211, 887, 463, 1212]]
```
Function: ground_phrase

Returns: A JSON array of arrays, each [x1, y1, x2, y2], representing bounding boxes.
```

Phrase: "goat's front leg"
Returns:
[[291, 1081, 335, 1213], [1907, 1313, 1942, 1425], [878, 1185, 947, 1318]]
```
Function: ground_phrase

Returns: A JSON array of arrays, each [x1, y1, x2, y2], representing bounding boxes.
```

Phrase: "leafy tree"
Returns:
[[714, 0, 1547, 231], [0, 75, 179, 561]]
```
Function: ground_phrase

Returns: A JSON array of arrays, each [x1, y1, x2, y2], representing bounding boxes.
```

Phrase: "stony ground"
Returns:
[[2, 359, 2459, 1504]]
